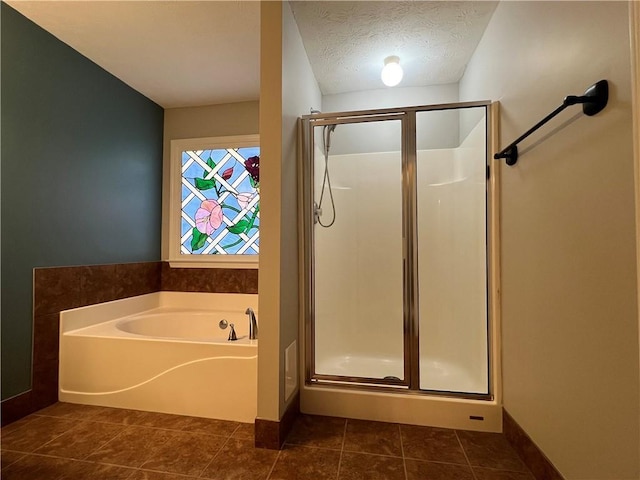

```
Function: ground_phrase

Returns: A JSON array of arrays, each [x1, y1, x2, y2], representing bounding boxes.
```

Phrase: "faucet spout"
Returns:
[[246, 307, 258, 340]]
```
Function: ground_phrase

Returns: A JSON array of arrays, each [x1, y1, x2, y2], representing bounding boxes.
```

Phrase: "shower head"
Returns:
[[324, 124, 337, 153]]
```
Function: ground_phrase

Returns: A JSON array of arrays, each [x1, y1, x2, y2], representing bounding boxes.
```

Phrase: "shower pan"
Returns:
[[299, 102, 501, 430]]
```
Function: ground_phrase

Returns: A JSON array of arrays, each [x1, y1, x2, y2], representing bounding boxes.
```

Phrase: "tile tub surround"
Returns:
[[2, 261, 258, 427], [2, 262, 162, 427], [160, 262, 258, 294], [1, 403, 536, 480]]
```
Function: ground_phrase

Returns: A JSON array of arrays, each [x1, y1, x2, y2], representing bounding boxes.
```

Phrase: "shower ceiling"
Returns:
[[5, 1, 497, 106], [290, 1, 498, 95]]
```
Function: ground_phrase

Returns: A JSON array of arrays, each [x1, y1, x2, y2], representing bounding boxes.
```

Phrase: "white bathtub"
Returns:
[[59, 292, 258, 423]]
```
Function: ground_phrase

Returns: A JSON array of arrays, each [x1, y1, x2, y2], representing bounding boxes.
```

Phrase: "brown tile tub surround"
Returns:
[[3, 262, 162, 426], [503, 409, 565, 480], [33, 262, 162, 317], [160, 262, 258, 293], [1, 311, 64, 423], [1, 392, 35, 430], [2, 403, 537, 480]]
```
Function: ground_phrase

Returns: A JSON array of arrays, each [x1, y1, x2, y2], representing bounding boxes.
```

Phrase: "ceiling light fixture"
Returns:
[[381, 55, 403, 87]]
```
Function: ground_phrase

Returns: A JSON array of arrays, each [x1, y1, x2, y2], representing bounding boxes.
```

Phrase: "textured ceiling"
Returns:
[[6, 1, 260, 108], [290, 1, 498, 95]]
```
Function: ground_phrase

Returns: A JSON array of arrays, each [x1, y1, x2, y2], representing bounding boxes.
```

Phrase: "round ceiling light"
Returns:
[[381, 56, 403, 87]]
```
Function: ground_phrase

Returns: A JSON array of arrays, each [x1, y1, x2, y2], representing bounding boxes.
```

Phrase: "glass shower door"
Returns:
[[304, 102, 492, 397], [415, 107, 489, 394], [312, 117, 406, 383]]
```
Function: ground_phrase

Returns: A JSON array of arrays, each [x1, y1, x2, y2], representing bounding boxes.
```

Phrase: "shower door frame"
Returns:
[[299, 101, 498, 401]]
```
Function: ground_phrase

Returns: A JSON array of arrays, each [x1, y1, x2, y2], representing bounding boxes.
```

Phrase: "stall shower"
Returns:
[[300, 102, 495, 400]]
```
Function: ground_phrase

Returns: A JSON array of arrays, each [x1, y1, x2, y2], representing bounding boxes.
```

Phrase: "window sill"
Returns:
[[168, 257, 258, 269]]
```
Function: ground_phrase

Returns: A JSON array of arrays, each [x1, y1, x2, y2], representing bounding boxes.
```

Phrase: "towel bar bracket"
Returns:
[[577, 80, 608, 116], [495, 145, 519, 166]]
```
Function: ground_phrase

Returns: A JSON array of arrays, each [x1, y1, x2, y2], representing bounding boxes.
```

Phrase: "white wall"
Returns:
[[161, 102, 259, 259], [258, 1, 321, 421], [460, 2, 638, 478]]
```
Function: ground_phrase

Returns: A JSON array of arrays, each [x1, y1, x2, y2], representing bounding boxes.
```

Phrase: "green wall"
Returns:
[[1, 4, 164, 399]]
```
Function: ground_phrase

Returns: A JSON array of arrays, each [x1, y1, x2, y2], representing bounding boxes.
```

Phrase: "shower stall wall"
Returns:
[[299, 102, 502, 431]]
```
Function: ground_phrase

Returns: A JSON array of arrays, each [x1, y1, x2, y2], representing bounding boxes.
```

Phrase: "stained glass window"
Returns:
[[180, 145, 260, 255]]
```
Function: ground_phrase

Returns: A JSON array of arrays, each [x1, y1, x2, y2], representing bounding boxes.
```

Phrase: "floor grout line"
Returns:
[[1, 449, 142, 474], [264, 449, 282, 480], [0, 450, 26, 470], [336, 418, 348, 480], [3, 451, 81, 461], [398, 424, 408, 480], [340, 448, 404, 459], [78, 421, 129, 461], [472, 464, 536, 474], [402, 456, 473, 466], [455, 430, 479, 480], [283, 442, 343, 452], [282, 442, 404, 459], [83, 423, 133, 459], [196, 431, 234, 478], [134, 466, 200, 479], [20, 418, 81, 456]]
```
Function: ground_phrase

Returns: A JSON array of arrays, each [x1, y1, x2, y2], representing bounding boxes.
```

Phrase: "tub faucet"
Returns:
[[246, 308, 258, 340]]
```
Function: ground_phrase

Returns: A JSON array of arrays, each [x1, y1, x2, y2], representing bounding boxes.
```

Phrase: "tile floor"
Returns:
[[1, 402, 535, 479]]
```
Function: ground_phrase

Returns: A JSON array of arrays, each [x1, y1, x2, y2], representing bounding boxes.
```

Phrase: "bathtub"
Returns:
[[59, 292, 258, 423]]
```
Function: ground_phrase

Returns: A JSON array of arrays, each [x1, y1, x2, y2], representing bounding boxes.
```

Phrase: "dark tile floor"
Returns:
[[1, 402, 534, 479]]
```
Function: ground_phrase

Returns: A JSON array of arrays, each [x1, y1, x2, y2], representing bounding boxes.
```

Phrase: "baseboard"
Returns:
[[503, 408, 564, 480], [1, 391, 34, 427], [255, 392, 300, 449]]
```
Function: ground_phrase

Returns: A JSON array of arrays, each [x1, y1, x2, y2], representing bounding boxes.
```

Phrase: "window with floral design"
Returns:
[[169, 135, 259, 268]]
